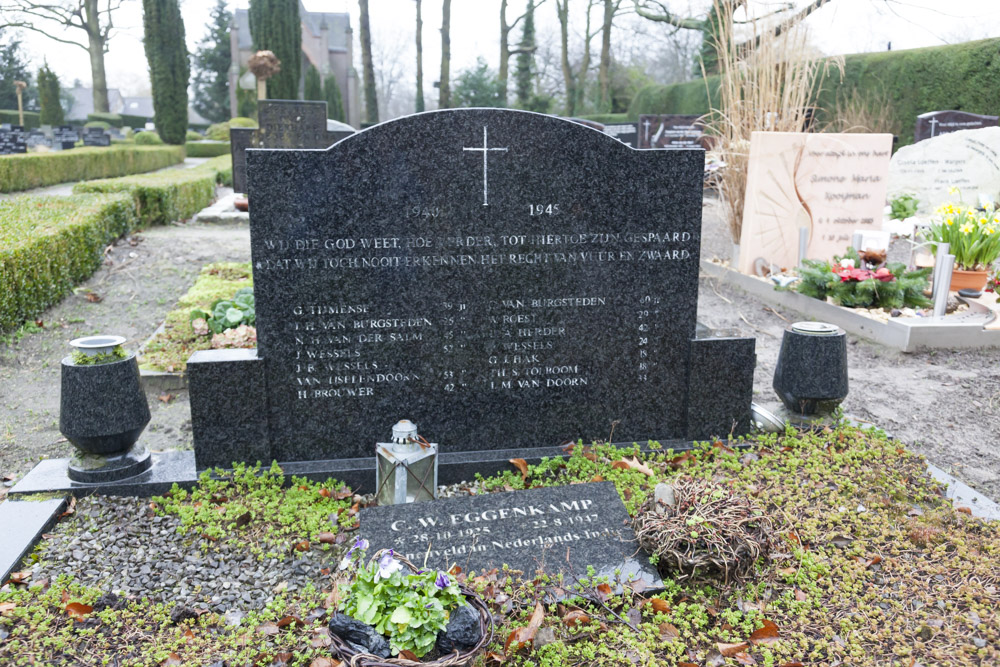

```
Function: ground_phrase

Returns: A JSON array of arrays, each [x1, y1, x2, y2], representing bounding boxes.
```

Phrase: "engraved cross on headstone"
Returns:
[[928, 118, 939, 137], [463, 126, 508, 206]]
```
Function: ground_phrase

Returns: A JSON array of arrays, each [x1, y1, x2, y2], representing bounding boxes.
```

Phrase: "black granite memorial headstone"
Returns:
[[637, 114, 709, 150], [54, 126, 79, 150], [914, 110, 999, 143], [229, 99, 355, 193], [0, 125, 27, 154], [603, 122, 638, 148], [188, 109, 755, 471], [360, 482, 660, 587], [82, 127, 111, 147]]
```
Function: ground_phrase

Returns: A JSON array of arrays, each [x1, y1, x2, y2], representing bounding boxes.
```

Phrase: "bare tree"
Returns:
[[555, 0, 599, 116], [439, 0, 451, 108], [499, 0, 548, 107], [374, 29, 410, 120], [0, 0, 125, 113], [359, 0, 379, 124], [415, 0, 424, 112], [597, 0, 624, 112]]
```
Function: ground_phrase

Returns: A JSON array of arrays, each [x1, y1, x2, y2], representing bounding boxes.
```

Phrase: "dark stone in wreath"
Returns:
[[328, 611, 392, 659], [435, 603, 483, 654]]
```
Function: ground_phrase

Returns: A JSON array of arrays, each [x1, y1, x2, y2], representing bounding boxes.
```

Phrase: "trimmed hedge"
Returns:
[[73, 166, 217, 226], [0, 145, 185, 193], [0, 193, 138, 330], [185, 141, 231, 157], [203, 154, 233, 187], [627, 38, 1000, 148], [87, 112, 123, 127], [0, 110, 41, 129]]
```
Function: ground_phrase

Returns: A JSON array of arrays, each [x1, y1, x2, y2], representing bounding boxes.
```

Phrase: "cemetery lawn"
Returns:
[[139, 262, 253, 373], [1, 423, 997, 666]]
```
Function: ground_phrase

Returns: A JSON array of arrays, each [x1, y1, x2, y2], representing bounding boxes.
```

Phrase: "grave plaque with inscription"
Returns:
[[225, 108, 754, 464], [82, 127, 111, 147], [888, 126, 1000, 214], [360, 482, 661, 587], [637, 114, 709, 150], [738, 131, 893, 275], [914, 110, 998, 143], [230, 99, 355, 193], [603, 122, 638, 148]]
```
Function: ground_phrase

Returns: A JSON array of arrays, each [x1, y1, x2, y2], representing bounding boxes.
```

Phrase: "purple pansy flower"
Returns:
[[435, 572, 450, 589], [375, 550, 403, 581]]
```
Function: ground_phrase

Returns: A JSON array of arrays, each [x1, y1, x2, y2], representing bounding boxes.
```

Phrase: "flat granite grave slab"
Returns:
[[358, 482, 662, 589], [0, 497, 68, 583]]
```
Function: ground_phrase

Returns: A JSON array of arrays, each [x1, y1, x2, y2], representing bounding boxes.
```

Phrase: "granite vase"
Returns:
[[60, 352, 151, 455], [772, 322, 848, 416]]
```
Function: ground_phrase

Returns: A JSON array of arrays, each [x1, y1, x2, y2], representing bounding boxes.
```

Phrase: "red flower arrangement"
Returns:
[[837, 266, 894, 283]]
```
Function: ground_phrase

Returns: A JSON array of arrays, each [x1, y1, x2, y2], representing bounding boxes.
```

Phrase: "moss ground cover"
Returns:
[[0, 193, 138, 331], [1, 423, 996, 666], [0, 145, 185, 193], [139, 262, 252, 373]]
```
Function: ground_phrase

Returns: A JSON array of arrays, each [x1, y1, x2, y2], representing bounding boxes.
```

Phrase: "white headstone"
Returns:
[[887, 127, 1000, 214]]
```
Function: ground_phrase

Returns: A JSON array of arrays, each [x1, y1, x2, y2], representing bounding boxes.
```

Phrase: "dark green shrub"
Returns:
[[305, 65, 322, 101], [248, 0, 301, 100], [0, 193, 138, 330], [134, 131, 165, 146], [37, 62, 64, 126], [0, 145, 184, 193], [186, 130, 203, 141], [86, 112, 124, 127], [185, 141, 230, 157], [0, 110, 40, 128]]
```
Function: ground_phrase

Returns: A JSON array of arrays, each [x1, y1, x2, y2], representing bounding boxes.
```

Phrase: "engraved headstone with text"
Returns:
[[637, 114, 708, 149], [888, 126, 1000, 214], [914, 110, 998, 143], [0, 125, 27, 154], [360, 482, 661, 587], [82, 127, 111, 147], [230, 99, 355, 193], [603, 122, 638, 148], [228, 109, 754, 465], [738, 131, 893, 275]]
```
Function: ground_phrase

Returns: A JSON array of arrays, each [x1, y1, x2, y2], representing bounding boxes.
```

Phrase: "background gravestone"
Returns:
[[229, 99, 355, 194], [82, 127, 111, 147], [0, 125, 27, 154], [53, 126, 79, 150], [603, 122, 638, 147], [186, 109, 755, 468], [637, 114, 709, 149], [915, 110, 998, 143], [888, 126, 1000, 213]]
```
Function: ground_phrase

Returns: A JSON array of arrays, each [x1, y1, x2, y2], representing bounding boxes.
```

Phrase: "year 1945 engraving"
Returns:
[[529, 204, 559, 216]]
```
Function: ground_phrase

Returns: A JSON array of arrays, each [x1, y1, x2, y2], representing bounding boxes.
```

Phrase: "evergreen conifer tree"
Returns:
[[142, 0, 190, 144], [323, 73, 346, 122], [249, 0, 302, 99], [37, 61, 64, 126], [305, 65, 323, 101], [192, 0, 232, 123]]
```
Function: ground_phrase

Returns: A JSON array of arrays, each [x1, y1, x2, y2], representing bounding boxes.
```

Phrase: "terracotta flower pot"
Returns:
[[949, 269, 989, 292]]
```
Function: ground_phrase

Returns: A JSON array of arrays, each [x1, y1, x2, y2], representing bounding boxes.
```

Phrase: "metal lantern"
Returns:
[[772, 322, 848, 416], [375, 420, 438, 506]]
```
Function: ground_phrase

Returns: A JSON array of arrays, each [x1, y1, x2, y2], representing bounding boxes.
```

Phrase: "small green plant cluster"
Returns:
[[140, 262, 251, 372], [205, 117, 256, 141], [925, 196, 1000, 271], [0, 145, 184, 193], [189, 286, 255, 335], [185, 140, 231, 158], [889, 193, 919, 221], [793, 246, 933, 309], [340, 542, 467, 658], [71, 345, 126, 366], [151, 461, 354, 553]]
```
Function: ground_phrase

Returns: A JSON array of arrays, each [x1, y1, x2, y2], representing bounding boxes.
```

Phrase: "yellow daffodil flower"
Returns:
[[960, 223, 974, 234]]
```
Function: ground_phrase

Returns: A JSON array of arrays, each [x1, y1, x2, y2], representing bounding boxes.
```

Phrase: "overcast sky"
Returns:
[[8, 0, 1000, 97]]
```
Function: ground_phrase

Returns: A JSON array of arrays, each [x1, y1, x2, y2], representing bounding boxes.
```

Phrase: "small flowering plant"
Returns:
[[339, 540, 466, 658], [926, 189, 1000, 271]]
